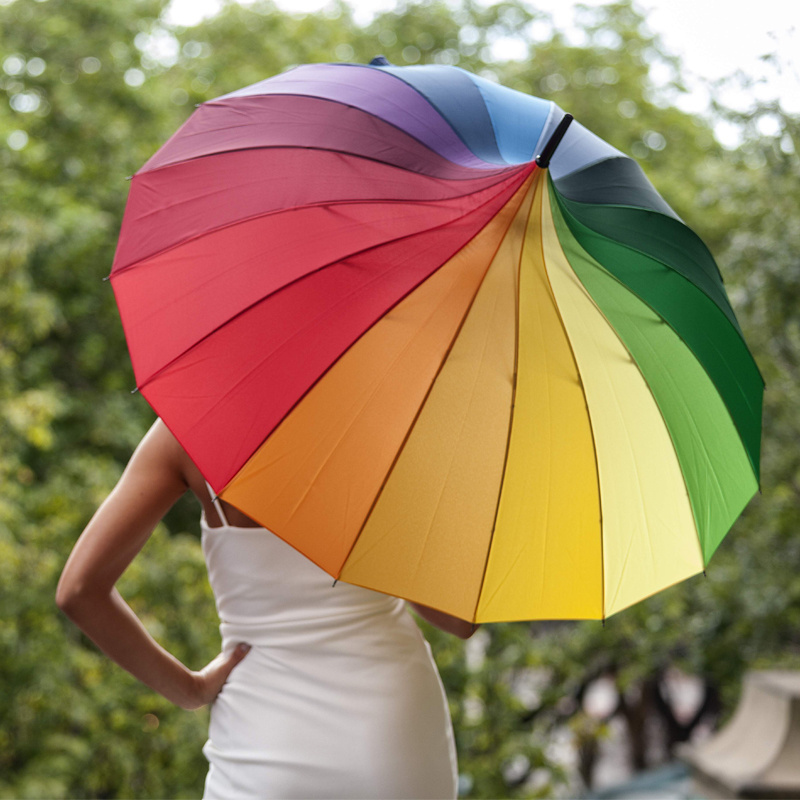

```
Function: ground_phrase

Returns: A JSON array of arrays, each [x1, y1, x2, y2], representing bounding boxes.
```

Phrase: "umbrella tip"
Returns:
[[535, 113, 574, 169], [369, 55, 391, 66]]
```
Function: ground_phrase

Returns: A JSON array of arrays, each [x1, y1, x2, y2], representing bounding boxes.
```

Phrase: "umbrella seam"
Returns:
[[333, 64, 509, 167], [128, 153, 514, 225], [113, 196, 488, 287], [139, 143, 511, 181], [550, 190, 720, 573], [557, 197, 755, 364], [327, 171, 537, 602], [143, 88, 505, 175], [110, 165, 530, 278], [540, 175, 606, 620], [553, 190, 765, 390], [469, 172, 538, 624], [132, 169, 532, 394], [547, 180, 705, 617], [552, 188, 764, 484], [553, 156, 682, 221]]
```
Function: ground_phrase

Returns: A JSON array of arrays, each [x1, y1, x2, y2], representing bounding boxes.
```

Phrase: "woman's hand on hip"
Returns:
[[185, 643, 252, 710]]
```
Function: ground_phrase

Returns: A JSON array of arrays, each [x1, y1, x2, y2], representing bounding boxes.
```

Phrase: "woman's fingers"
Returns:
[[223, 642, 252, 675], [190, 643, 251, 708], [212, 642, 251, 687]]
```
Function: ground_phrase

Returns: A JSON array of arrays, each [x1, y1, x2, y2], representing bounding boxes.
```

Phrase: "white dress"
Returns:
[[200, 497, 459, 799]]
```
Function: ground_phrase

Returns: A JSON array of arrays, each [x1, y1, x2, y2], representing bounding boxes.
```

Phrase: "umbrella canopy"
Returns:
[[110, 60, 763, 622]]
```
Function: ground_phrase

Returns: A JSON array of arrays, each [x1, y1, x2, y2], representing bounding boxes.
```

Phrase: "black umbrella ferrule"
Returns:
[[535, 113, 574, 169], [369, 55, 392, 66]]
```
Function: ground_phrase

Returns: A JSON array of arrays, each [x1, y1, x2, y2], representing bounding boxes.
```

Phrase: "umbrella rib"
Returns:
[[133, 152, 510, 222], [539, 174, 606, 621], [551, 202, 719, 572], [557, 196, 757, 367], [203, 88, 503, 169], [551, 189, 765, 402], [541, 180, 703, 618], [330, 172, 537, 592], [551, 188, 763, 483], [469, 173, 533, 624], [110, 164, 530, 279], [134, 169, 532, 395], [468, 172, 607, 622], [138, 143, 512, 182], [143, 89, 506, 177]]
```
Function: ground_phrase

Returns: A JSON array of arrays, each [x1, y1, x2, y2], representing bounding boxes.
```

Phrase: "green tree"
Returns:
[[0, 0, 370, 795], [505, 78, 800, 795], [3, 0, 795, 797]]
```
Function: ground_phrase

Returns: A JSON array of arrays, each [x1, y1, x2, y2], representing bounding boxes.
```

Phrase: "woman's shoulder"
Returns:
[[136, 418, 199, 488], [138, 418, 185, 460]]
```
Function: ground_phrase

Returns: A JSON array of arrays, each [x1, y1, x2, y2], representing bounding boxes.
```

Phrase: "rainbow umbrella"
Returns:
[[110, 60, 763, 622]]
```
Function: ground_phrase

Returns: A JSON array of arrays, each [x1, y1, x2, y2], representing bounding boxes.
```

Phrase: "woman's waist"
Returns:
[[215, 595, 421, 649]]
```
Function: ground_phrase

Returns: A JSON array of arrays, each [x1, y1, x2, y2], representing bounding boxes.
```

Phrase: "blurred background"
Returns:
[[1, 0, 798, 797]]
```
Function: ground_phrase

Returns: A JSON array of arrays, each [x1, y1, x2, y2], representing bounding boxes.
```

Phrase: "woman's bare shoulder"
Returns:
[[134, 419, 180, 462], [146, 419, 222, 504], [142, 418, 183, 450], [133, 419, 197, 485]]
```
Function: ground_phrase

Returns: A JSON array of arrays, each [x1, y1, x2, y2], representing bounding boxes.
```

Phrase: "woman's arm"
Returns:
[[56, 420, 249, 709], [409, 602, 479, 639]]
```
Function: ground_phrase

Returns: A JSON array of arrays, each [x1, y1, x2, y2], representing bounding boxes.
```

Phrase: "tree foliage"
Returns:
[[1, 0, 797, 796]]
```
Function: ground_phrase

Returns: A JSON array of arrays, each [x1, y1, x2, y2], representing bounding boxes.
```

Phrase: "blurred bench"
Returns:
[[678, 670, 800, 799]]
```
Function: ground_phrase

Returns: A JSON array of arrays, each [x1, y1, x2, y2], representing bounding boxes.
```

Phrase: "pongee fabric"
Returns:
[[112, 61, 763, 623], [200, 512, 458, 799]]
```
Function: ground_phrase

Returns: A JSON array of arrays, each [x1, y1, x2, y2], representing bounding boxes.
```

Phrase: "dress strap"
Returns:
[[205, 480, 230, 527]]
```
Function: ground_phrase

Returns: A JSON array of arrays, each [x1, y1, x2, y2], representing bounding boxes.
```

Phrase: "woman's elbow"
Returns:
[[55, 574, 92, 619], [409, 602, 480, 639], [454, 622, 480, 640], [55, 580, 79, 617]]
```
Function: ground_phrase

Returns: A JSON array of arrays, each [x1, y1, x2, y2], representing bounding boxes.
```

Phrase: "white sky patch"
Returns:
[[489, 35, 529, 61], [164, 0, 799, 120], [643, 0, 799, 113], [163, 0, 222, 27], [135, 28, 181, 68]]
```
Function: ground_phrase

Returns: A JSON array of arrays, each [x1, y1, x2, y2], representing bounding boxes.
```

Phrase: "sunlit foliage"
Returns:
[[1, 0, 797, 796]]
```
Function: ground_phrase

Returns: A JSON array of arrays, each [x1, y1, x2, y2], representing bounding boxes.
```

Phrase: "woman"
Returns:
[[57, 418, 476, 798]]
